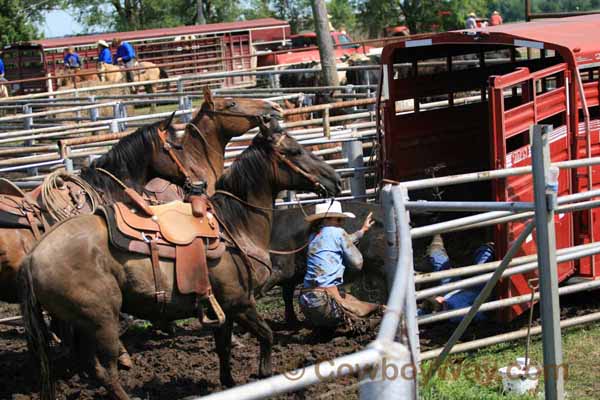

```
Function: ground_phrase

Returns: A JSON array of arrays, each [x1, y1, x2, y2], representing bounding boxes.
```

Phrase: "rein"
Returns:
[[156, 109, 278, 190], [215, 132, 326, 256], [213, 190, 277, 211], [156, 127, 193, 187]]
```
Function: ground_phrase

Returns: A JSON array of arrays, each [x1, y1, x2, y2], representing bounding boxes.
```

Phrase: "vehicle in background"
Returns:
[[3, 18, 290, 94], [258, 30, 372, 67]]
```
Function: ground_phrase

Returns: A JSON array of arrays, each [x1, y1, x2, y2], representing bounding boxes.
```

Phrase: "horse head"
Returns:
[[190, 86, 283, 139], [256, 119, 341, 197]]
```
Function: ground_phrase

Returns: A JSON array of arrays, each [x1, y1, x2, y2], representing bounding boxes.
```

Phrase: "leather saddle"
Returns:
[[143, 178, 184, 205], [0, 194, 46, 238], [100, 195, 226, 326], [0, 173, 95, 240]]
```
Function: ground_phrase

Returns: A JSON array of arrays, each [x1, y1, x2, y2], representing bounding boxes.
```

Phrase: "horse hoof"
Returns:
[[118, 352, 133, 370]]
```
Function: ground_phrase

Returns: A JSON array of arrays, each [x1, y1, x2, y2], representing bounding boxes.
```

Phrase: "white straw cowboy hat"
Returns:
[[305, 200, 356, 223], [97, 40, 109, 47]]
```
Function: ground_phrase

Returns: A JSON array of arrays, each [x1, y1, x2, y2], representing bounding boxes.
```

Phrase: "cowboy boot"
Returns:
[[427, 234, 452, 285], [427, 234, 447, 259]]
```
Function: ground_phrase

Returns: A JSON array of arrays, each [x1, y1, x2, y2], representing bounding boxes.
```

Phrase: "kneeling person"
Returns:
[[299, 200, 382, 328]]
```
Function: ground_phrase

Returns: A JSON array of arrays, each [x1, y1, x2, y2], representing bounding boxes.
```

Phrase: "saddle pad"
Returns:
[[114, 201, 218, 246]]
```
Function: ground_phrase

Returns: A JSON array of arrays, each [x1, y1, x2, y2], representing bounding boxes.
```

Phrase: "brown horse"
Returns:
[[0, 90, 282, 303], [20, 120, 341, 399], [98, 62, 169, 95], [55, 68, 101, 88]]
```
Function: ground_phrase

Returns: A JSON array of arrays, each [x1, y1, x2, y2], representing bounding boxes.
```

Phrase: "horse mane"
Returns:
[[79, 120, 166, 202], [211, 134, 274, 235]]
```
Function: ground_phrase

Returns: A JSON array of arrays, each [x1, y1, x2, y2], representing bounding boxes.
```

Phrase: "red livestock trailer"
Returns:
[[2, 18, 290, 93], [378, 15, 600, 320]]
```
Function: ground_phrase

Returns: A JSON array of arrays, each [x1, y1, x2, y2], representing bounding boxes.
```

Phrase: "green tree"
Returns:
[[0, 0, 64, 46], [357, 0, 402, 37], [68, 0, 241, 32], [329, 0, 356, 33], [440, 0, 488, 30]]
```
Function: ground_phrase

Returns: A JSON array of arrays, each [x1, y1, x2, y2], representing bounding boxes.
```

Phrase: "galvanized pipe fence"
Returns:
[[180, 124, 600, 399]]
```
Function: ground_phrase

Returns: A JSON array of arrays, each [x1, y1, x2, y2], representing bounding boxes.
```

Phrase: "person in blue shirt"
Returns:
[[112, 38, 136, 82], [418, 234, 494, 323], [63, 47, 82, 70], [299, 200, 383, 328], [0, 57, 5, 80], [97, 40, 112, 65]]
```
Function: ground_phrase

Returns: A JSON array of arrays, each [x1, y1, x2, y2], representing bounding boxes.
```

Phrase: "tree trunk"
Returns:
[[311, 0, 339, 87], [196, 0, 206, 25]]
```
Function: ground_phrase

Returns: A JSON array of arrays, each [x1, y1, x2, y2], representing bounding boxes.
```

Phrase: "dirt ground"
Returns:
[[0, 291, 377, 400], [1, 286, 600, 400]]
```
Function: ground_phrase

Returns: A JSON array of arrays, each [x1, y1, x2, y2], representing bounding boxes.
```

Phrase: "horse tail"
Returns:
[[159, 68, 170, 91], [19, 255, 55, 400]]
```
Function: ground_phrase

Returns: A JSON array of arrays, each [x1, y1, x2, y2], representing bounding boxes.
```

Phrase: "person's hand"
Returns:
[[117, 57, 123, 63], [360, 212, 374, 234]]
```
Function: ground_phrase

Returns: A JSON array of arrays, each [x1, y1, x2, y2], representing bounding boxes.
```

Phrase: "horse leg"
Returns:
[[213, 318, 235, 387], [92, 322, 129, 400], [282, 282, 300, 327], [236, 306, 273, 378]]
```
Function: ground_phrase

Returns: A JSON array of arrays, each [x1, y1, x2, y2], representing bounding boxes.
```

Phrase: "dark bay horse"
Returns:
[[20, 121, 341, 399], [0, 89, 282, 303]]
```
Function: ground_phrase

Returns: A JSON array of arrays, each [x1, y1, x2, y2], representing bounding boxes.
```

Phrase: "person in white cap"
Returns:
[[466, 12, 477, 29], [299, 199, 383, 329], [97, 40, 113, 65]]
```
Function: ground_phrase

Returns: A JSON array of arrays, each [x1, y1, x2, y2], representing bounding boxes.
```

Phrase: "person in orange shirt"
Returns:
[[490, 10, 503, 26]]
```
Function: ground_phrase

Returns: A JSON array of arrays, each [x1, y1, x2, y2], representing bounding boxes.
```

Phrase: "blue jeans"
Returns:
[[424, 244, 495, 322]]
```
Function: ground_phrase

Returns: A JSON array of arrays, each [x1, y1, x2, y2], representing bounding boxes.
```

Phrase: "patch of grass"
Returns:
[[127, 319, 153, 334], [420, 323, 600, 399], [256, 292, 286, 314]]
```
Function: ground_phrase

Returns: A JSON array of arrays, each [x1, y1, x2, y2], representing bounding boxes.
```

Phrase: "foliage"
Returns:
[[39, 0, 600, 40], [328, 0, 356, 33], [0, 0, 64, 46], [67, 0, 241, 32]]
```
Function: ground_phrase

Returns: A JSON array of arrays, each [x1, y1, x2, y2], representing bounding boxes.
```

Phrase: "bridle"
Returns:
[[215, 127, 328, 206], [156, 126, 195, 192], [155, 107, 282, 193], [270, 132, 328, 195]]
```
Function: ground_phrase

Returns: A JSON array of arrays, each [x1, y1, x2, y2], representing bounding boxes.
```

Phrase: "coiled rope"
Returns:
[[40, 169, 101, 222]]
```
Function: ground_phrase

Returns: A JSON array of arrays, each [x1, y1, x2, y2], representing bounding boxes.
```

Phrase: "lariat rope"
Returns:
[[40, 170, 101, 222]]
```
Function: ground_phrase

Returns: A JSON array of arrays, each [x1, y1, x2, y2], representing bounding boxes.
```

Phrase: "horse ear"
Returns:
[[162, 111, 176, 131], [202, 86, 214, 110]]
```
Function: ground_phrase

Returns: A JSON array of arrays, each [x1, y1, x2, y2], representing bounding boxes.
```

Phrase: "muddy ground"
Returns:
[[0, 291, 377, 400], [2, 286, 598, 400]]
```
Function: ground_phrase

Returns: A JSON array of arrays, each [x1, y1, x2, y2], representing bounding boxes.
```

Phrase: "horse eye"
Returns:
[[228, 102, 236, 108]]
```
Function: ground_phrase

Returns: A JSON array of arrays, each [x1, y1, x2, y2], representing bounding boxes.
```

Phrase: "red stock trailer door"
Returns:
[[379, 15, 600, 322], [488, 64, 574, 320]]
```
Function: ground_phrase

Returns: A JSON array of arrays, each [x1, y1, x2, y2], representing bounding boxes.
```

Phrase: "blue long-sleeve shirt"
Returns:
[[303, 226, 363, 288], [64, 53, 81, 68], [114, 42, 136, 63], [98, 47, 112, 64], [0, 59, 5, 75]]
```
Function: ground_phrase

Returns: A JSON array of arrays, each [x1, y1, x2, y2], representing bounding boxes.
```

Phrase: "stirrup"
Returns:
[[200, 293, 226, 327]]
